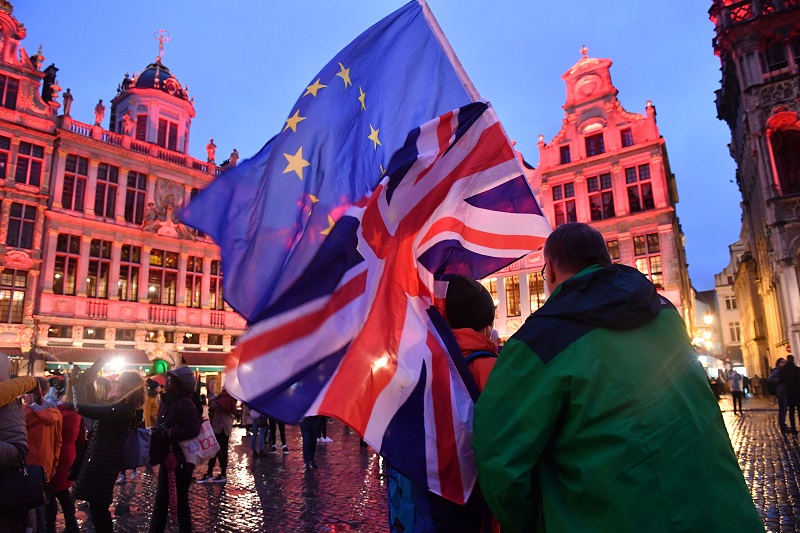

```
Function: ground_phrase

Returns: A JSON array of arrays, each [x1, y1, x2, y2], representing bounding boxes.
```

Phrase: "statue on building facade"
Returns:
[[121, 110, 136, 136], [94, 99, 105, 126], [62, 88, 73, 116], [140, 179, 197, 240], [206, 138, 216, 163], [229, 148, 239, 166]]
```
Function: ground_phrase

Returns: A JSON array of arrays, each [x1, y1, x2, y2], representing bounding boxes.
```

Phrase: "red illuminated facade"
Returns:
[[486, 49, 695, 339], [0, 4, 244, 374]]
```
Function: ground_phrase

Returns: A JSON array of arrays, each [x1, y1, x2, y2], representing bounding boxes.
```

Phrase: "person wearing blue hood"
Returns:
[[473, 223, 762, 533]]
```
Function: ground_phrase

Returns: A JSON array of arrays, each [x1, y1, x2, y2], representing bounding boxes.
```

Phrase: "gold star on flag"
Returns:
[[336, 62, 352, 88], [283, 147, 310, 180], [358, 86, 366, 111], [320, 214, 335, 235], [303, 78, 327, 97], [283, 110, 307, 132], [379, 164, 386, 178], [368, 124, 381, 150], [307, 194, 319, 216]]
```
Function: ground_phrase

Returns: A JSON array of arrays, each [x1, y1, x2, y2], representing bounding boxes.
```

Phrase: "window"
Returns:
[[585, 133, 605, 157], [95, 163, 119, 218], [633, 233, 663, 288], [124, 171, 147, 224], [725, 295, 737, 310], [53, 234, 80, 295], [621, 128, 634, 148], [552, 182, 577, 226], [163, 331, 175, 344], [135, 115, 147, 141], [6, 202, 36, 249], [62, 154, 88, 212], [207, 334, 224, 346], [83, 327, 105, 340], [148, 249, 178, 305], [587, 173, 615, 221], [47, 325, 73, 338], [770, 129, 800, 196], [145, 330, 158, 342], [15, 141, 44, 187], [480, 278, 499, 319], [209, 260, 225, 310], [764, 41, 788, 72], [0, 270, 26, 323], [118, 245, 141, 302], [182, 332, 197, 344], [727, 275, 734, 285], [505, 276, 521, 317], [115, 328, 136, 342], [559, 145, 571, 165], [729, 321, 741, 342], [0, 74, 18, 110], [0, 135, 10, 178], [529, 272, 545, 312], [157, 118, 179, 151], [185, 256, 203, 308], [607, 240, 620, 261], [87, 239, 112, 299], [626, 164, 655, 213]]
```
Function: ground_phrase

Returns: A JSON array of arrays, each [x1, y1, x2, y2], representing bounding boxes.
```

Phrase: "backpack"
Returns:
[[463, 350, 497, 365]]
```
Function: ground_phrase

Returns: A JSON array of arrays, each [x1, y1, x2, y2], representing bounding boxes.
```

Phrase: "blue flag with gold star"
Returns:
[[182, 0, 477, 322]]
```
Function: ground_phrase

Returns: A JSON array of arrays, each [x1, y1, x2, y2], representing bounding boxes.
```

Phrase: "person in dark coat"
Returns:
[[769, 358, 788, 431], [71, 370, 145, 533], [780, 355, 800, 432], [148, 367, 202, 533]]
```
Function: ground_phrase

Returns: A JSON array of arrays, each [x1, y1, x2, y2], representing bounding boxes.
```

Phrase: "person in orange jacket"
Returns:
[[25, 377, 63, 532]]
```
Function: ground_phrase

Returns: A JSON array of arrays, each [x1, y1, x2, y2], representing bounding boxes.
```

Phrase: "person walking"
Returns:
[[71, 370, 145, 533], [781, 355, 800, 433], [197, 383, 236, 483], [473, 223, 762, 533], [148, 367, 202, 533], [727, 368, 744, 414], [300, 416, 321, 469], [770, 358, 789, 432], [46, 377, 83, 533], [250, 409, 268, 457], [269, 417, 289, 453]]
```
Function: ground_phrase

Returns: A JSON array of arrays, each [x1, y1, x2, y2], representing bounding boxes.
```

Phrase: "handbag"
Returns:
[[179, 420, 220, 466], [0, 459, 48, 512], [122, 428, 151, 470]]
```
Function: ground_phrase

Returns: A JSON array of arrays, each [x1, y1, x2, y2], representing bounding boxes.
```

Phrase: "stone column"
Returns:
[[139, 246, 152, 302], [610, 163, 627, 217], [108, 241, 122, 299], [40, 230, 59, 293], [650, 151, 668, 209], [85, 159, 99, 216], [520, 273, 532, 317], [573, 171, 587, 222], [115, 168, 128, 224], [50, 150, 67, 209], [0, 200, 10, 245], [41, 146, 55, 196], [75, 235, 92, 296], [201, 256, 211, 309], [176, 253, 188, 306], [6, 137, 19, 184]]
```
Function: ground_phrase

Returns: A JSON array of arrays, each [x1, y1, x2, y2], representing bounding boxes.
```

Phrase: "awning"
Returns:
[[0, 347, 23, 358], [43, 347, 150, 366], [180, 351, 227, 368]]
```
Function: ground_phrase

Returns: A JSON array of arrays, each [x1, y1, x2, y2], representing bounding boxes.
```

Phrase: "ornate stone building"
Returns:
[[710, 0, 800, 375], [0, 4, 245, 375], [487, 49, 695, 340]]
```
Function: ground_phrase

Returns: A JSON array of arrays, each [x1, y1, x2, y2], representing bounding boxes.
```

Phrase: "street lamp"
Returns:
[[704, 313, 714, 326]]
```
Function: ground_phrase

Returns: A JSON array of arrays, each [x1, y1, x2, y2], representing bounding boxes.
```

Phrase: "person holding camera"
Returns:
[[148, 367, 201, 533], [71, 362, 145, 533]]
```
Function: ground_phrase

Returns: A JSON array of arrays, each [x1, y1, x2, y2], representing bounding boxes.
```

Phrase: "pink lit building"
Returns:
[[0, 4, 245, 376], [486, 49, 695, 340]]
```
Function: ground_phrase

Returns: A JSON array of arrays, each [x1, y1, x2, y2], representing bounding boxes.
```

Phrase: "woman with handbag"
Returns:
[[71, 370, 145, 533], [46, 376, 84, 533], [148, 367, 201, 533]]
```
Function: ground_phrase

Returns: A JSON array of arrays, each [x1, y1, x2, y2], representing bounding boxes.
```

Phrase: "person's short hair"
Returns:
[[789, 355, 795, 364], [777, 357, 786, 366], [543, 222, 612, 275]]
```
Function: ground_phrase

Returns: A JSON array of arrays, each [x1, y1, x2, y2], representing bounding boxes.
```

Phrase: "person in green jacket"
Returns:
[[473, 223, 763, 533]]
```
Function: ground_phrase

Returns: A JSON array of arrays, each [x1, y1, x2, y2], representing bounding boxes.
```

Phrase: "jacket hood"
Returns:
[[26, 406, 62, 426], [538, 264, 662, 330]]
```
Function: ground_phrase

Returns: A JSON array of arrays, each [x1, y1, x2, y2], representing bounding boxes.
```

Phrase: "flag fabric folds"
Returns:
[[181, 0, 478, 323], [224, 101, 551, 504]]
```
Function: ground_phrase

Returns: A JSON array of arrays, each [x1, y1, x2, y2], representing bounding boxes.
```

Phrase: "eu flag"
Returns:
[[182, 0, 477, 323]]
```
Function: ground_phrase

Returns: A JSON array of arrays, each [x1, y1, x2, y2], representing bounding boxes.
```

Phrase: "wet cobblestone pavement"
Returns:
[[56, 397, 795, 532]]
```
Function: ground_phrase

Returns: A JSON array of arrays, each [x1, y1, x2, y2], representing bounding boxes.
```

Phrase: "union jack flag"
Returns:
[[224, 102, 550, 503]]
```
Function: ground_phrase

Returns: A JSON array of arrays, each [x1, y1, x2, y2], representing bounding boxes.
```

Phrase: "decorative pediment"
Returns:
[[3, 249, 33, 269]]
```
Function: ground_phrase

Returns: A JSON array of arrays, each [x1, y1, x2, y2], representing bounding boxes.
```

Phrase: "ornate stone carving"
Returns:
[[141, 178, 195, 239], [3, 250, 33, 269]]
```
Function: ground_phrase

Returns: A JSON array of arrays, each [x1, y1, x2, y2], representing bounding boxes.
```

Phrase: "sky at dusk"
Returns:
[[14, 1, 736, 291]]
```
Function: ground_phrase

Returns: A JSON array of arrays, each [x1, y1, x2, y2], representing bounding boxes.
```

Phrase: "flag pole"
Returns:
[[418, 0, 481, 101]]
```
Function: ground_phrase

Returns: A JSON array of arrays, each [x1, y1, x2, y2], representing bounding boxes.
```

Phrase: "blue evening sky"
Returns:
[[14, 1, 735, 291]]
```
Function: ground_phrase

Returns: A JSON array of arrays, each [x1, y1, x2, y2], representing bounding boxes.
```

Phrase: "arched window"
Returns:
[[771, 129, 800, 196]]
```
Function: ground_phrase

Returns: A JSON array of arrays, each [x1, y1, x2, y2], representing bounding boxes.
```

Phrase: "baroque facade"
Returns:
[[486, 48, 695, 340], [0, 4, 244, 375], [710, 0, 800, 375]]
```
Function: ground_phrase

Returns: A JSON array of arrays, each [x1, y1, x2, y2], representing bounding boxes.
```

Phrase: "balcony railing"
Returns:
[[85, 299, 108, 319], [149, 305, 177, 324], [69, 120, 92, 138], [157, 147, 186, 166], [210, 311, 225, 327], [130, 139, 149, 155], [711, 0, 800, 28]]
